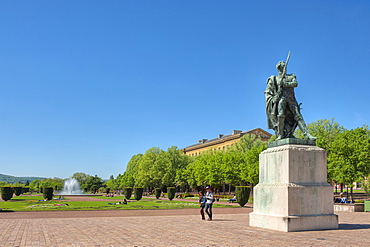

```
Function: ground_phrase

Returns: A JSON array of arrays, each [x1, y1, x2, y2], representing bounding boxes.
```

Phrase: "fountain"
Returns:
[[55, 178, 101, 197], [60, 178, 83, 195]]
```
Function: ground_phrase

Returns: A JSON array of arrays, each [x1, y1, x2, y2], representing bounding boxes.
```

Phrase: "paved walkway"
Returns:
[[1, 207, 370, 247]]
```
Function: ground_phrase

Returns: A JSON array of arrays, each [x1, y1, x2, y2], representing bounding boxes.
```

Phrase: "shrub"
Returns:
[[134, 187, 143, 201], [167, 187, 176, 201], [1, 187, 14, 201], [123, 188, 133, 199], [236, 186, 251, 207], [155, 188, 161, 199], [13, 187, 22, 196], [43, 187, 54, 200], [22, 187, 30, 194], [105, 188, 111, 194], [363, 179, 370, 198]]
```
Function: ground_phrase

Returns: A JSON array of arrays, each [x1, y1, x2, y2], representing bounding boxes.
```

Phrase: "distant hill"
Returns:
[[0, 174, 46, 184]]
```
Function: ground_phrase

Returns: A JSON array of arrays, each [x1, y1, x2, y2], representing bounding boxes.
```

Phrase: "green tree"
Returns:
[[295, 118, 346, 152], [241, 144, 267, 186], [38, 178, 63, 191], [232, 134, 265, 154], [189, 150, 224, 189], [106, 174, 123, 191], [135, 147, 163, 188], [328, 127, 370, 198], [120, 154, 143, 187], [72, 172, 92, 190], [29, 179, 42, 191], [83, 175, 103, 192], [163, 146, 190, 187]]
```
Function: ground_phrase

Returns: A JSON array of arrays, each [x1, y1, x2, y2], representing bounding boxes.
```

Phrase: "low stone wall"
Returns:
[[334, 203, 364, 212]]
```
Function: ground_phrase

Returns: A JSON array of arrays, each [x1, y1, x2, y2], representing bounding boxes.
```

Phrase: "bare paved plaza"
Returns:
[[1, 207, 370, 247]]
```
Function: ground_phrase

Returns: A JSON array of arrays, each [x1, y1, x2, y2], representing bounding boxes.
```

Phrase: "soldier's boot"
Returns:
[[297, 120, 317, 140], [276, 116, 285, 140]]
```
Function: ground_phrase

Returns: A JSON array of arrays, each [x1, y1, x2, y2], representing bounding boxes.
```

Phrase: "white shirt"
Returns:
[[205, 191, 213, 204]]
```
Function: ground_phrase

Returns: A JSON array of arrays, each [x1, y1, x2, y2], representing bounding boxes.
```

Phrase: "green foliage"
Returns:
[[82, 175, 103, 192], [13, 187, 22, 196], [242, 144, 267, 185], [120, 154, 143, 188], [121, 146, 192, 189], [185, 134, 267, 188], [123, 188, 133, 199], [0, 174, 45, 184], [235, 186, 251, 207], [328, 127, 370, 184], [105, 188, 110, 194], [28, 178, 63, 191], [29, 179, 41, 191], [1, 186, 14, 201], [363, 179, 370, 198], [295, 118, 346, 152], [134, 187, 143, 201], [43, 187, 54, 200], [0, 181, 9, 187], [155, 188, 161, 199], [106, 178, 120, 190], [167, 187, 176, 201]]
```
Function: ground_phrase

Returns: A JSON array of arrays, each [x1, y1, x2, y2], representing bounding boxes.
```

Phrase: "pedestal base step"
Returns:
[[249, 212, 338, 232]]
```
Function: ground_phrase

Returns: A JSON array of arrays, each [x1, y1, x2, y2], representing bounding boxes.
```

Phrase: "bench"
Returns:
[[334, 203, 364, 212]]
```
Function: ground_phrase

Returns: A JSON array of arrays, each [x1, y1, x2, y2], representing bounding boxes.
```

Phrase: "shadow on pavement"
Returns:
[[339, 223, 370, 230], [211, 219, 236, 222]]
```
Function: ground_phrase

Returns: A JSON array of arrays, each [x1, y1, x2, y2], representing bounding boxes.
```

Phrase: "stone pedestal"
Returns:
[[249, 143, 338, 232]]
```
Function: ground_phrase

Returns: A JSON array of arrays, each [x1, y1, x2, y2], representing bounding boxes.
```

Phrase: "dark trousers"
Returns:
[[205, 203, 213, 219], [200, 206, 205, 219]]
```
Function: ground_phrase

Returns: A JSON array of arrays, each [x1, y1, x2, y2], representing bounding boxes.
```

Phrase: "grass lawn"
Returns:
[[0, 196, 238, 212]]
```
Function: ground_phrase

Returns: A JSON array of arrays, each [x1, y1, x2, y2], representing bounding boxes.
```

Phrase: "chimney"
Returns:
[[218, 134, 224, 139], [198, 139, 208, 144], [232, 130, 242, 135]]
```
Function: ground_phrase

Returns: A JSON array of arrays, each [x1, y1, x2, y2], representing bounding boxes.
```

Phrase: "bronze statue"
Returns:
[[265, 52, 316, 140]]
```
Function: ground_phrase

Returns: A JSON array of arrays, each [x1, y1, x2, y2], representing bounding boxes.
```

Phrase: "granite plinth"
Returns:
[[249, 144, 338, 232]]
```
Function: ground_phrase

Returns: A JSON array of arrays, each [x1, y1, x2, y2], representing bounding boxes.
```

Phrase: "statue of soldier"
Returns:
[[264, 54, 316, 140]]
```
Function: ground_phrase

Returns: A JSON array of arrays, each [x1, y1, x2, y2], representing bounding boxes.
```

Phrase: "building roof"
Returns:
[[183, 128, 272, 151]]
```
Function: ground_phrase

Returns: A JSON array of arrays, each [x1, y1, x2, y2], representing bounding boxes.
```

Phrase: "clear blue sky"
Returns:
[[0, 1, 369, 179]]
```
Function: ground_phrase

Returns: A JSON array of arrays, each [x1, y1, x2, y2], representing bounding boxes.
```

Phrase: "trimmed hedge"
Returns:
[[22, 187, 30, 194], [1, 186, 14, 201], [123, 188, 133, 199], [43, 187, 54, 200], [167, 187, 176, 201], [134, 187, 143, 201], [155, 188, 161, 199], [235, 186, 251, 207], [13, 187, 22, 196]]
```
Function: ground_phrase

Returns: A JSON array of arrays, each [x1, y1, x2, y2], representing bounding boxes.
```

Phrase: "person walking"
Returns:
[[198, 191, 206, 220], [205, 186, 214, 221]]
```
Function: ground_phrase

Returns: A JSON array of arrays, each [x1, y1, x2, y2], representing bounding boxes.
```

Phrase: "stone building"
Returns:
[[183, 128, 272, 157]]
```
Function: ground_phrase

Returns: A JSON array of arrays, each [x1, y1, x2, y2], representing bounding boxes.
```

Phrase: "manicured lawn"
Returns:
[[0, 196, 237, 212]]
